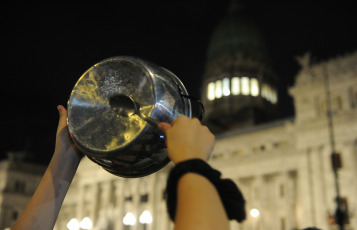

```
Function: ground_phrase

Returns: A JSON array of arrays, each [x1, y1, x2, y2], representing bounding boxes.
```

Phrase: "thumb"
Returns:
[[158, 122, 171, 136], [57, 105, 68, 134]]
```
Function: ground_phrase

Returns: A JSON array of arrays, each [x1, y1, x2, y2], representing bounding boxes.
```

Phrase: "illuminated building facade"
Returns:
[[53, 0, 357, 228], [55, 1, 356, 229], [3, 1, 357, 230], [55, 50, 357, 230], [0, 152, 45, 230]]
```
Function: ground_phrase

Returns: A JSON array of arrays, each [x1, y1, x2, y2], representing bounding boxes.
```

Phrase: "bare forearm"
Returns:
[[12, 149, 81, 230], [174, 173, 230, 230]]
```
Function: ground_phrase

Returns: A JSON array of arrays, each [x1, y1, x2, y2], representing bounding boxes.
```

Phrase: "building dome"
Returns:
[[201, 0, 278, 133], [207, 1, 268, 63]]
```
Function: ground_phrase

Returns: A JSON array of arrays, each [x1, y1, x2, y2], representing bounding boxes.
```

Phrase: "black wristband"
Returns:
[[165, 159, 246, 222]]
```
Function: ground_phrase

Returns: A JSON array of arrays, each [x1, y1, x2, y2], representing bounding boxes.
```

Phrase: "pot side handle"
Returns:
[[180, 94, 205, 121]]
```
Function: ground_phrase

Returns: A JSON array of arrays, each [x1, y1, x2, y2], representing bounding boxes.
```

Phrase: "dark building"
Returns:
[[201, 0, 278, 133]]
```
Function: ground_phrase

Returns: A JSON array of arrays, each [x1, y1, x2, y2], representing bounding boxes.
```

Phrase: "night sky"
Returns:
[[1, 1, 356, 165]]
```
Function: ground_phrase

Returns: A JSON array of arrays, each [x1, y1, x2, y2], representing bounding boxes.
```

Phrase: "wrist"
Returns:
[[165, 159, 246, 222], [172, 156, 207, 165]]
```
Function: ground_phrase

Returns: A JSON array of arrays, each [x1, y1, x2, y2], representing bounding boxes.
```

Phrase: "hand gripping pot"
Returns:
[[67, 56, 204, 178]]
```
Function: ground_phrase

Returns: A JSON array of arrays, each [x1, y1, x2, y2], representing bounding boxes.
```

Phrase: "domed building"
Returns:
[[3, 1, 356, 230], [50, 1, 357, 229], [201, 0, 278, 133], [51, 49, 357, 230]]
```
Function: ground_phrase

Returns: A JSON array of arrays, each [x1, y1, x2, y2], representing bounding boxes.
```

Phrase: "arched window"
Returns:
[[207, 82, 215, 101], [241, 77, 250, 95], [231, 77, 240, 95], [215, 80, 222, 98], [222, 78, 230, 96], [250, 78, 259, 97], [261, 83, 277, 104], [207, 77, 266, 101], [271, 87, 278, 104]]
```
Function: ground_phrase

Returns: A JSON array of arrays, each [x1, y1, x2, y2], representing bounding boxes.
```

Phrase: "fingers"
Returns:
[[158, 122, 172, 136], [158, 116, 189, 136], [158, 115, 215, 164]]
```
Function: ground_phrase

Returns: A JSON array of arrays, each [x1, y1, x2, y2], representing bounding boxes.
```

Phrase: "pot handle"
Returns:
[[180, 94, 205, 121]]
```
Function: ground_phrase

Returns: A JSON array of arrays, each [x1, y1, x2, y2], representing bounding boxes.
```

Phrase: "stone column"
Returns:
[[297, 149, 315, 228], [263, 173, 278, 230], [255, 175, 265, 230], [131, 179, 140, 230], [121, 179, 137, 230], [96, 181, 112, 230], [229, 177, 247, 230], [89, 182, 99, 228], [238, 176, 254, 230], [76, 183, 85, 221], [155, 172, 169, 230], [287, 170, 298, 230], [114, 179, 124, 230]]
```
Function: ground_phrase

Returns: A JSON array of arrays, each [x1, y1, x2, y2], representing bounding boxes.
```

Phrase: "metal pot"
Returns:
[[67, 56, 203, 178]]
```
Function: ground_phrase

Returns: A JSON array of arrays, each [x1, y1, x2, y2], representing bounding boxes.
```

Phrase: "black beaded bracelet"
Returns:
[[165, 159, 246, 222]]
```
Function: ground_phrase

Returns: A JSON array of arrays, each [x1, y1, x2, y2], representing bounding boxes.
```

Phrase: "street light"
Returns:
[[123, 212, 136, 226], [139, 210, 152, 224], [67, 217, 93, 230], [250, 208, 260, 218], [79, 217, 93, 229], [250, 208, 261, 229], [139, 210, 153, 230], [67, 218, 79, 230]]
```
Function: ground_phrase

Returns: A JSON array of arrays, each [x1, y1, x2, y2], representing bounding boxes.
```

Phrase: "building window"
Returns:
[[207, 77, 264, 100], [261, 84, 278, 104], [13, 211, 19, 220], [215, 80, 222, 98], [261, 84, 268, 101], [231, 77, 240, 95], [250, 78, 259, 96], [272, 90, 278, 103], [15, 181, 26, 193], [222, 78, 230, 96], [207, 82, 215, 101], [140, 193, 148, 203], [241, 77, 250, 95]]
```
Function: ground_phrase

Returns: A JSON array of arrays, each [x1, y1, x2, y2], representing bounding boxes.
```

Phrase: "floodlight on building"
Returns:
[[67, 218, 80, 230], [250, 208, 260, 218], [139, 210, 153, 224], [123, 212, 136, 226], [79, 217, 93, 229]]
